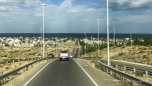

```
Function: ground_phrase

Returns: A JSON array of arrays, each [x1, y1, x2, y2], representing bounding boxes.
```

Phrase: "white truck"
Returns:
[[59, 51, 70, 61]]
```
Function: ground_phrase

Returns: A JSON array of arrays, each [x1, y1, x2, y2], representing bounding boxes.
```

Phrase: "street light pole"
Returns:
[[84, 32, 86, 57], [97, 19, 99, 57], [41, 28, 42, 54], [114, 26, 115, 47], [41, 4, 46, 58], [130, 33, 132, 46], [107, 0, 110, 66], [56, 38, 57, 57]]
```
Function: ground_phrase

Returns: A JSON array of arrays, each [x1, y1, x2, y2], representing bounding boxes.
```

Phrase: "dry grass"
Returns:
[[82, 45, 152, 65], [0, 41, 76, 75]]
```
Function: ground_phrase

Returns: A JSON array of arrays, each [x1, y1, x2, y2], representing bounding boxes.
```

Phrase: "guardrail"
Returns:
[[95, 60, 152, 86], [0, 58, 36, 64], [100, 59, 152, 77], [0, 58, 48, 85], [83, 57, 152, 77]]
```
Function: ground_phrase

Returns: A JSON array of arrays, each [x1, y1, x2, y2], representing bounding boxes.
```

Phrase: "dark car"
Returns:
[[36, 54, 43, 60], [47, 53, 54, 59]]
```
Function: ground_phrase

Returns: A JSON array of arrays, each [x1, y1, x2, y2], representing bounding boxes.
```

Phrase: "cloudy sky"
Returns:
[[0, 0, 152, 33]]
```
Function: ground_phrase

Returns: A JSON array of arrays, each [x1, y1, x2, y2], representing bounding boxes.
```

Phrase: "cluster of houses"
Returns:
[[0, 37, 69, 47], [81, 37, 133, 46], [0, 36, 134, 47]]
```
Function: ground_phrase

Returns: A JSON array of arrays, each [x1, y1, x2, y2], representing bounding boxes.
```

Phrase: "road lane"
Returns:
[[24, 59, 95, 86]]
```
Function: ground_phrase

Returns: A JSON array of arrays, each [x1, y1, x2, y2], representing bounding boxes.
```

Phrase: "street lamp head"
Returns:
[[41, 4, 46, 6], [97, 19, 99, 21]]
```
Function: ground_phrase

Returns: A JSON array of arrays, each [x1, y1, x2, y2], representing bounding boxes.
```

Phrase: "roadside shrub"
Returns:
[[95, 63, 100, 69], [122, 45, 126, 48], [119, 52, 124, 56], [135, 71, 143, 77], [117, 67, 124, 71], [143, 55, 148, 59], [119, 81, 134, 86], [139, 50, 145, 53]]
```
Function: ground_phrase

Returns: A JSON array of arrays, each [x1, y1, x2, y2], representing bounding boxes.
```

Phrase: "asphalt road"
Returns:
[[24, 59, 95, 86]]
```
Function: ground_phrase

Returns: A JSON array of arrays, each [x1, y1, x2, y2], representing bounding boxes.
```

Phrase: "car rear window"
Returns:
[[60, 51, 68, 53]]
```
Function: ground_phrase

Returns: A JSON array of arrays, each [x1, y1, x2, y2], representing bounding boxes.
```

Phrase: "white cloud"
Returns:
[[67, 9, 77, 13], [34, 13, 42, 17], [0, 14, 9, 17], [0, 0, 106, 33], [28, 22, 35, 24], [0, 0, 151, 33], [0, 6, 12, 11], [109, 0, 152, 8], [0, 6, 6, 10], [6, 20, 13, 22]]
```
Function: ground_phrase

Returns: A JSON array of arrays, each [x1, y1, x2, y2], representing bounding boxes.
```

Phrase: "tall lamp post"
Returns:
[[107, 0, 110, 66], [41, 28, 42, 54], [84, 32, 86, 57], [130, 33, 132, 46], [56, 38, 57, 57], [114, 26, 115, 47], [97, 19, 99, 57], [41, 4, 46, 58]]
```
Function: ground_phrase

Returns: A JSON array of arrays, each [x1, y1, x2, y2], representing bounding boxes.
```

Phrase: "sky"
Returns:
[[0, 0, 152, 33]]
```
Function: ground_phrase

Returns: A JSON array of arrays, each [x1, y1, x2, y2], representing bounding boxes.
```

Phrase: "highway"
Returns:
[[23, 59, 95, 86], [18, 40, 116, 86]]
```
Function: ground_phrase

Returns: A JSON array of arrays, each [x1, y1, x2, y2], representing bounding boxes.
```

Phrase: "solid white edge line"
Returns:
[[23, 59, 56, 86], [74, 59, 99, 86]]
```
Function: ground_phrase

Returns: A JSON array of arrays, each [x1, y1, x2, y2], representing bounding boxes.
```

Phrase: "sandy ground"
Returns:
[[0, 41, 76, 85]]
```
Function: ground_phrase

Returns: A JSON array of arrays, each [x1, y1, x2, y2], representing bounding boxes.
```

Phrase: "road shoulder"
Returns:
[[74, 58, 118, 86]]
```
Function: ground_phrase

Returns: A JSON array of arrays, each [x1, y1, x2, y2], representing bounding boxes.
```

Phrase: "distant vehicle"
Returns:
[[59, 51, 70, 61], [36, 54, 43, 60], [70, 55, 73, 58], [47, 53, 54, 59]]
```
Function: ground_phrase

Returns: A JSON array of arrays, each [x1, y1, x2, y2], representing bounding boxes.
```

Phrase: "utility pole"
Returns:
[[41, 4, 46, 58], [114, 26, 115, 47], [107, 0, 110, 66]]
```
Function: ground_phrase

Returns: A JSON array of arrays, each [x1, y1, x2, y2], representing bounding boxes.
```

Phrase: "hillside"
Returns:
[[82, 45, 152, 65]]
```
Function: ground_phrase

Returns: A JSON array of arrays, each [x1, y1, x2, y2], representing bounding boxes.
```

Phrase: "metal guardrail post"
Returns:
[[110, 71, 112, 75], [116, 64, 118, 69], [12, 60, 14, 66], [5, 61, 8, 68], [145, 71, 148, 77], [2, 72, 6, 84], [133, 68, 136, 73], [24, 67, 26, 72], [122, 76, 125, 81], [124, 66, 126, 72]]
